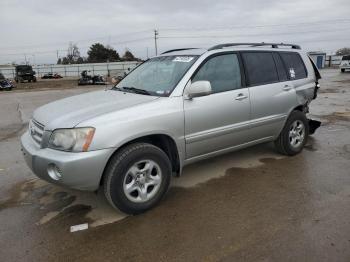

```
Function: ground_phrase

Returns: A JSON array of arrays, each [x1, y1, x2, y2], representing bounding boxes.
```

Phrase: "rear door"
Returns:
[[184, 53, 251, 159], [241, 51, 297, 140]]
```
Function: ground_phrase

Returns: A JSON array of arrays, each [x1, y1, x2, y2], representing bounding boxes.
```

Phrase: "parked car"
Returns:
[[15, 65, 36, 83], [78, 70, 105, 85], [21, 43, 321, 214], [41, 73, 63, 79], [340, 55, 350, 72], [0, 73, 15, 91]]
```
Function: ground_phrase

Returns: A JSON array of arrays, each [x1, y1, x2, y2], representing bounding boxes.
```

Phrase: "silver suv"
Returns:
[[21, 43, 321, 214]]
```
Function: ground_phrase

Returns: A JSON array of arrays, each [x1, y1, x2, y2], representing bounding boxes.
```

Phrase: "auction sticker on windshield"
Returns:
[[173, 56, 194, 62]]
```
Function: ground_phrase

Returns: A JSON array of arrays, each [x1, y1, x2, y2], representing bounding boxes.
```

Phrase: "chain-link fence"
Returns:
[[0, 61, 141, 79]]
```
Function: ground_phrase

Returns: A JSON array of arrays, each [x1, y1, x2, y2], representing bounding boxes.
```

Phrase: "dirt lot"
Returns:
[[0, 69, 349, 262]]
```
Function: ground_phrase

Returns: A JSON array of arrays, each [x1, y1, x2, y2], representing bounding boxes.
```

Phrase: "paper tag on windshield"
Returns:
[[173, 56, 194, 62]]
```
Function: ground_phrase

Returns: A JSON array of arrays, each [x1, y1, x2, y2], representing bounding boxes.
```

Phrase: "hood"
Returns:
[[33, 90, 159, 130]]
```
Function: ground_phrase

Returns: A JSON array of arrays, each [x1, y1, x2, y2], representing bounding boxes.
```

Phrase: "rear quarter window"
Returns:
[[280, 52, 307, 80]]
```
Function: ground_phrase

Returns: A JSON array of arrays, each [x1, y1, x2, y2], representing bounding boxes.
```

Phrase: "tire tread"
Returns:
[[103, 143, 171, 214]]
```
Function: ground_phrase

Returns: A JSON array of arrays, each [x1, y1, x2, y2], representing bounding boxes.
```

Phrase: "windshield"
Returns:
[[342, 55, 350, 61], [115, 55, 198, 96], [16, 65, 32, 71]]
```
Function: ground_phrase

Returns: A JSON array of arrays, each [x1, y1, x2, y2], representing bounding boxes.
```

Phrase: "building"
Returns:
[[308, 52, 327, 69]]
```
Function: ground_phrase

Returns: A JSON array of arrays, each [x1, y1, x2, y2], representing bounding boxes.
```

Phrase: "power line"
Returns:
[[160, 18, 350, 31], [159, 27, 350, 39], [0, 37, 153, 57], [2, 18, 350, 52], [0, 29, 154, 51]]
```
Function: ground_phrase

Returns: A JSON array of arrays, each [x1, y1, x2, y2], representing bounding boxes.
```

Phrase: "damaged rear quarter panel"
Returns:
[[294, 52, 318, 106]]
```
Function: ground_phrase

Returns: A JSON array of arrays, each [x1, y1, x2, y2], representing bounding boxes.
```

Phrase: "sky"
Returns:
[[1, 0, 350, 64]]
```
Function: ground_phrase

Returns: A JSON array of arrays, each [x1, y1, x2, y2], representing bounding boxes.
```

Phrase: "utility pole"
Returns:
[[24, 54, 27, 64], [154, 29, 158, 56]]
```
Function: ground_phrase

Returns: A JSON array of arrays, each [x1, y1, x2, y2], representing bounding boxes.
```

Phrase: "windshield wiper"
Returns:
[[119, 86, 151, 95]]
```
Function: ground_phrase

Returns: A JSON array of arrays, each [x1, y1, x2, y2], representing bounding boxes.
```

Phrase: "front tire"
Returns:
[[341, 69, 345, 73], [274, 110, 309, 156], [103, 143, 172, 214]]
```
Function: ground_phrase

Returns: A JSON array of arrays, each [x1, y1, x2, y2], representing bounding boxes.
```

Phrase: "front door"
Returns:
[[184, 53, 251, 160]]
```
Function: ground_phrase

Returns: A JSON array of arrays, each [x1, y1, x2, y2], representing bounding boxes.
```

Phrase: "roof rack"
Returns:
[[208, 42, 301, 51], [161, 48, 199, 54]]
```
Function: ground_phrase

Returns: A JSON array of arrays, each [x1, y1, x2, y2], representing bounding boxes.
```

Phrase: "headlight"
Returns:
[[48, 127, 95, 152]]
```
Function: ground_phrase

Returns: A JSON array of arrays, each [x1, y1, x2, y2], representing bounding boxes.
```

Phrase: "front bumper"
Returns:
[[20, 131, 114, 191]]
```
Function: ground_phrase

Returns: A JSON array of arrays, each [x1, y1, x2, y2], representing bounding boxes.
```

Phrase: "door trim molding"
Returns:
[[185, 114, 285, 144], [184, 136, 274, 165]]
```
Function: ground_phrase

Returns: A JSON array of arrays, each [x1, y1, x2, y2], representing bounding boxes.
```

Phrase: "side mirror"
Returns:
[[186, 81, 212, 99]]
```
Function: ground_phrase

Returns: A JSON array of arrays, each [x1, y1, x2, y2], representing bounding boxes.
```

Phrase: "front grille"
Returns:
[[30, 119, 45, 146]]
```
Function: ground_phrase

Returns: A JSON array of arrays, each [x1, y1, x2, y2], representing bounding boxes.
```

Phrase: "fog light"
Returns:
[[47, 163, 62, 181]]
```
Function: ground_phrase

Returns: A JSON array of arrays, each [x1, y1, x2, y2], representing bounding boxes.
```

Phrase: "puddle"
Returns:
[[173, 144, 284, 188], [0, 178, 126, 228], [0, 141, 320, 229]]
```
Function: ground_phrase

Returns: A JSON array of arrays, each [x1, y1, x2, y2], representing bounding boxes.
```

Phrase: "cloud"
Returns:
[[1, 0, 350, 64]]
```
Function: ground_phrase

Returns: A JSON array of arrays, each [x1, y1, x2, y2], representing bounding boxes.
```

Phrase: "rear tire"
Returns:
[[103, 143, 172, 214], [341, 68, 345, 73], [274, 110, 309, 156]]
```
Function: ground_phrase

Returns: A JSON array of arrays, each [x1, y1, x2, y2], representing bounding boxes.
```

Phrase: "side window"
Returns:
[[192, 54, 242, 93], [242, 52, 279, 86], [280, 52, 307, 80], [273, 53, 288, 82]]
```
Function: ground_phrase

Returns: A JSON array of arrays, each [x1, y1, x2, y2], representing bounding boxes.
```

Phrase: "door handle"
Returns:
[[283, 85, 292, 91], [235, 93, 248, 101]]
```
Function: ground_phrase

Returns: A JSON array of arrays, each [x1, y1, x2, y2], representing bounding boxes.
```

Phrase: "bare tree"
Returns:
[[67, 42, 81, 63]]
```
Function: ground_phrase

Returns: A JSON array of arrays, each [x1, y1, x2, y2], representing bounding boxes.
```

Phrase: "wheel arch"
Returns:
[[99, 133, 181, 187], [276, 104, 308, 138]]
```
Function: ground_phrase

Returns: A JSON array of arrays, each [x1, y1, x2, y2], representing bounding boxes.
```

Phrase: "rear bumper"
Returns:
[[20, 131, 114, 191]]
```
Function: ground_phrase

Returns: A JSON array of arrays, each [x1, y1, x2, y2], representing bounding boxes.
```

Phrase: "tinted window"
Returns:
[[273, 53, 288, 81], [242, 52, 279, 86], [342, 55, 350, 61], [280, 52, 307, 80], [192, 54, 241, 93]]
